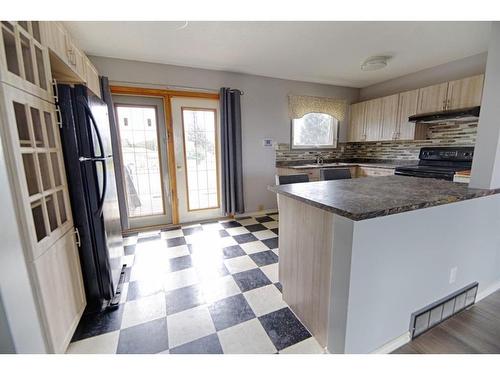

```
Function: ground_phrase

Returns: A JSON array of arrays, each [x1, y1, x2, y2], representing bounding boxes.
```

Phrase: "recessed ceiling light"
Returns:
[[361, 56, 391, 71]]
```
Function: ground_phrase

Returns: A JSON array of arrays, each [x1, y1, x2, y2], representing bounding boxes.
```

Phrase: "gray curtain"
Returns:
[[220, 87, 245, 215]]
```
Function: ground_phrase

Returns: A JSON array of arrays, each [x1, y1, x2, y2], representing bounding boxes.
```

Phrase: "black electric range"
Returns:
[[395, 147, 474, 181]]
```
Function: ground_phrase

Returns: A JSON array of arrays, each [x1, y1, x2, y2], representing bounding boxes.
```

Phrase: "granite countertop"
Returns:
[[269, 175, 500, 221]]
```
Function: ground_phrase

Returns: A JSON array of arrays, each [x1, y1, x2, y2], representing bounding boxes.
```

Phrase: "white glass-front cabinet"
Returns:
[[0, 21, 53, 102], [0, 83, 73, 259], [0, 82, 86, 353]]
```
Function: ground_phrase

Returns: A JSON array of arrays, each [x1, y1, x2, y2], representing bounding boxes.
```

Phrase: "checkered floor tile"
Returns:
[[67, 214, 324, 354]]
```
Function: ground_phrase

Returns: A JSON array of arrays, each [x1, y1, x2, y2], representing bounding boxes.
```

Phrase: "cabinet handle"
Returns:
[[55, 107, 63, 128], [74, 227, 81, 247]]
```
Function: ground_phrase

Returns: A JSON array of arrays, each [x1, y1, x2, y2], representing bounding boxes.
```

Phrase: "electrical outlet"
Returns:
[[449, 267, 458, 284]]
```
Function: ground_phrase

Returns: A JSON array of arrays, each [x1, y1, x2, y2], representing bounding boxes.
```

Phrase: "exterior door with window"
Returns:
[[113, 95, 172, 229], [170, 97, 221, 223]]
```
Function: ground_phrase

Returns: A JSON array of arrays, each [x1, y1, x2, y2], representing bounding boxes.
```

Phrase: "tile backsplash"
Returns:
[[276, 122, 477, 166]]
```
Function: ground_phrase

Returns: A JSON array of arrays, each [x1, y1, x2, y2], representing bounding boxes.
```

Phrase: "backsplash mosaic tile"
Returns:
[[276, 122, 477, 166]]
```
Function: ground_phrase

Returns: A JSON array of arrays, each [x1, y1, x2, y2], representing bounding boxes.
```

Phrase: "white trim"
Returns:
[[476, 280, 500, 302], [370, 332, 411, 354], [236, 208, 278, 218]]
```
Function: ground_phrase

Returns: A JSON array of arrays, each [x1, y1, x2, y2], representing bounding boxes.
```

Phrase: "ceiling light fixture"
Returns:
[[361, 56, 391, 71], [176, 21, 189, 30]]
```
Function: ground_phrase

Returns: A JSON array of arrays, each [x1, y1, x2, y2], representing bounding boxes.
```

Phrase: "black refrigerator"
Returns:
[[57, 83, 124, 312]]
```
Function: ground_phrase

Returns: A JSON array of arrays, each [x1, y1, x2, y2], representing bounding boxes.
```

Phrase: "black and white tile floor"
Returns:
[[67, 213, 324, 354]]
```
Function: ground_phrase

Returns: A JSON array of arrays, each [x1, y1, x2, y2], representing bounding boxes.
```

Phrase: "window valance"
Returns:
[[288, 94, 347, 121]]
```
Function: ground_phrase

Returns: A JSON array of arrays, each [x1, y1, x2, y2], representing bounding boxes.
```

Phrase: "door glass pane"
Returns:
[[2, 27, 20, 76], [51, 153, 62, 187], [18, 22, 29, 31], [31, 22, 41, 42], [38, 153, 51, 190], [31, 199, 47, 241], [116, 105, 164, 218], [182, 109, 219, 210], [34, 46, 47, 90], [30, 107, 44, 147], [46, 194, 58, 232], [13, 102, 30, 146], [20, 34, 35, 84], [56, 190, 67, 224], [22, 153, 40, 196], [43, 111, 56, 147]]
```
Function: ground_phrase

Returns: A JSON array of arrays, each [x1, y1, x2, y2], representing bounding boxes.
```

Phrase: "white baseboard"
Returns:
[[476, 279, 500, 302], [236, 208, 278, 218], [370, 332, 411, 354]]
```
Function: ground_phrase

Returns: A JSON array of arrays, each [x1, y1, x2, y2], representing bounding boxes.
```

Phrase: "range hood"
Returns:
[[408, 106, 480, 124]]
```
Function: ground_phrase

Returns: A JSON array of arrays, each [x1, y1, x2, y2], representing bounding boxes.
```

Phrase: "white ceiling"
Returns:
[[64, 21, 491, 88]]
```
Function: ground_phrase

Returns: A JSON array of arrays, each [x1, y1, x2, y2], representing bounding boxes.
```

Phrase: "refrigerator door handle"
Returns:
[[78, 97, 108, 217]]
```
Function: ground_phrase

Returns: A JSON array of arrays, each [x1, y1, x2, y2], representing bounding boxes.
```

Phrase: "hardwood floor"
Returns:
[[394, 290, 500, 354]]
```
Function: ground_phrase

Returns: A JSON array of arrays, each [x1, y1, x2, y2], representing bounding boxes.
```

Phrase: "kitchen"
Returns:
[[1, 16, 500, 363]]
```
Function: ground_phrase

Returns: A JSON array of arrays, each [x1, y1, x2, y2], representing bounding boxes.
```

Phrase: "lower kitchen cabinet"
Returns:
[[33, 227, 86, 353], [356, 166, 394, 177], [276, 167, 320, 181]]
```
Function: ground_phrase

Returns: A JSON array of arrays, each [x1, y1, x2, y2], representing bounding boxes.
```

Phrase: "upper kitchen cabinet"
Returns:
[[84, 56, 101, 98], [0, 21, 53, 102], [348, 101, 366, 142], [416, 82, 449, 114], [40, 22, 101, 98], [364, 98, 382, 141], [396, 89, 418, 140], [379, 94, 399, 141], [446, 74, 484, 110]]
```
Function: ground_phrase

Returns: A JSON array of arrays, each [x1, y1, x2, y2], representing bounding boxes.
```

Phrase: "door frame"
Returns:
[[110, 85, 219, 225]]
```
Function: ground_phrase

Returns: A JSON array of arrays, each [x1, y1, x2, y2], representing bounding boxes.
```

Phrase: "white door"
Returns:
[[171, 97, 222, 223]]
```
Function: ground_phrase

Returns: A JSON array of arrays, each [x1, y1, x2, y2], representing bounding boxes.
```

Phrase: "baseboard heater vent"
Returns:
[[410, 282, 478, 339]]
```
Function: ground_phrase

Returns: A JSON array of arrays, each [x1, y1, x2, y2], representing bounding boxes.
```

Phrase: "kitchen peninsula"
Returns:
[[270, 176, 500, 353]]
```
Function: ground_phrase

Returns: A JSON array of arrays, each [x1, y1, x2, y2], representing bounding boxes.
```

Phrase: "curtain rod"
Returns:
[[110, 79, 244, 95]]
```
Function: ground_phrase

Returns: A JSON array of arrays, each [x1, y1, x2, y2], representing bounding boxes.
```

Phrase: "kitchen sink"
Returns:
[[294, 162, 348, 168]]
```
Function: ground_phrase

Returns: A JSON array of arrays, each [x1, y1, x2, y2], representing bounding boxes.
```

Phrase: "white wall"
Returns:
[[470, 22, 500, 189], [90, 56, 360, 213], [339, 194, 500, 353], [359, 53, 487, 101]]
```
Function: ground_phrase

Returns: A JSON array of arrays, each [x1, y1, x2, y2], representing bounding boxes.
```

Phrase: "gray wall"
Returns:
[[339, 194, 500, 353], [359, 53, 487, 101], [90, 56, 360, 213], [471, 22, 500, 189], [0, 294, 15, 353]]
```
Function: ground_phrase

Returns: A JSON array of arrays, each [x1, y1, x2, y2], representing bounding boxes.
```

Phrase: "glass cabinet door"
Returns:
[[0, 21, 53, 103], [0, 83, 72, 259]]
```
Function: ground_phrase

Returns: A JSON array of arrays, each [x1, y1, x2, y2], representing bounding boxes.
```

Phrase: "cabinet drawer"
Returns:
[[357, 166, 394, 177]]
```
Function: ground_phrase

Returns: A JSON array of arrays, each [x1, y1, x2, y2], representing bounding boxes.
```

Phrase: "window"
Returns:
[[291, 112, 338, 149], [182, 108, 219, 211]]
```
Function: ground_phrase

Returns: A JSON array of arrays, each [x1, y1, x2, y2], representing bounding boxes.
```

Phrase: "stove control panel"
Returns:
[[419, 147, 474, 162]]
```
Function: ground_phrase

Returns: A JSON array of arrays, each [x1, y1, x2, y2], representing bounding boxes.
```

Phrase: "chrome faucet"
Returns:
[[316, 154, 324, 165]]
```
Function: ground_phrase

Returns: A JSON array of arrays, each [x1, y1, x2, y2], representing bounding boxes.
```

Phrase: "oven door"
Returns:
[[394, 169, 454, 181]]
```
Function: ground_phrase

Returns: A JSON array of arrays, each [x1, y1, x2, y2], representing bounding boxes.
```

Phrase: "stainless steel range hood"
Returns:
[[408, 106, 480, 124]]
